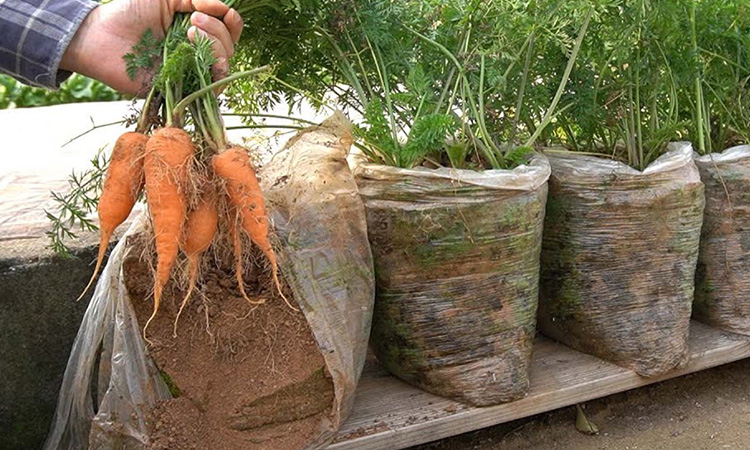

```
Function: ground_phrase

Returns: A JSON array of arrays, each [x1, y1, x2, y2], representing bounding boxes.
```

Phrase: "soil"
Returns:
[[410, 357, 750, 450], [122, 233, 334, 450]]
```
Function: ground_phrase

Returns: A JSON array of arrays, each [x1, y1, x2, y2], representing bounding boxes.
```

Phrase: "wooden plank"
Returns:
[[330, 321, 750, 450]]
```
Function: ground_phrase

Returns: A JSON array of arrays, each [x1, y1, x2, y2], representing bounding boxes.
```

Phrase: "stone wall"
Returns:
[[0, 236, 99, 449]]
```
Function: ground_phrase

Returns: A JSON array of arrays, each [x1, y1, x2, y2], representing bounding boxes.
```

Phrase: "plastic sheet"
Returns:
[[353, 155, 550, 406], [262, 113, 375, 446], [693, 145, 750, 335], [538, 143, 705, 377], [44, 113, 374, 449]]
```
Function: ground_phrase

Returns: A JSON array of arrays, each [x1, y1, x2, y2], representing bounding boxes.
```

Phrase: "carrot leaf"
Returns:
[[123, 29, 162, 81]]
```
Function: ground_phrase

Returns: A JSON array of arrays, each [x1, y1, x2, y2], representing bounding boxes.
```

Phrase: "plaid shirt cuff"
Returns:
[[0, 0, 99, 88]]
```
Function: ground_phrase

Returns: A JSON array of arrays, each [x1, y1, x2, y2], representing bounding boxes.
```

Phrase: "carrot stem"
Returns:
[[172, 66, 271, 120]]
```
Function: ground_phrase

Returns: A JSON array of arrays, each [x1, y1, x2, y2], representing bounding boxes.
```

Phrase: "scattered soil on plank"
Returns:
[[122, 233, 334, 450]]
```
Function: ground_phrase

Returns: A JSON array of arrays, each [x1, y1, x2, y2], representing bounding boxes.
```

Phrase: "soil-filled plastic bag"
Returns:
[[353, 155, 550, 406], [539, 143, 705, 377], [44, 114, 374, 450], [693, 145, 750, 336]]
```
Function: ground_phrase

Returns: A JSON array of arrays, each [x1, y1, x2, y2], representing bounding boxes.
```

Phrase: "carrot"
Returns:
[[212, 147, 295, 311], [77, 132, 148, 302], [142, 127, 194, 341], [173, 187, 219, 337], [229, 213, 265, 306]]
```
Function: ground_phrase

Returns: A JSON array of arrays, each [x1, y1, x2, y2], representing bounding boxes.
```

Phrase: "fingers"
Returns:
[[173, 0, 228, 17], [223, 8, 243, 44], [174, 0, 245, 82], [187, 27, 229, 81], [172, 0, 242, 42], [191, 12, 235, 58]]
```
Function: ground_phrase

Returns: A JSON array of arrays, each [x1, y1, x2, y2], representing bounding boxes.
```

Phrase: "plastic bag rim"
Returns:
[[543, 142, 696, 177], [351, 152, 551, 191], [694, 144, 750, 165]]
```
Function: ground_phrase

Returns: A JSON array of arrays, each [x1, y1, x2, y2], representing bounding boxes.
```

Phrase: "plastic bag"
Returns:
[[353, 155, 550, 406], [538, 143, 705, 377], [44, 113, 374, 450], [693, 145, 750, 335]]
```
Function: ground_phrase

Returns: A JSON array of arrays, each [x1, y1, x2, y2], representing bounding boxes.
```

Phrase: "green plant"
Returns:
[[551, 0, 692, 169], [0, 74, 121, 109], [46, 149, 109, 258], [233, 0, 595, 170], [687, 0, 750, 153]]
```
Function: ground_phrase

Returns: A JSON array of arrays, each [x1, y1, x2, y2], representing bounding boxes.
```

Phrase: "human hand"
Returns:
[[61, 0, 243, 96]]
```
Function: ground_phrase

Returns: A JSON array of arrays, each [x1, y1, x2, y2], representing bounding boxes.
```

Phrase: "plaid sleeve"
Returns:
[[0, 0, 98, 88]]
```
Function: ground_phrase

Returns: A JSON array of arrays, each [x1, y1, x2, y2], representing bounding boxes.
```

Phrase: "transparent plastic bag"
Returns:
[[261, 113, 374, 444], [539, 143, 705, 377], [693, 145, 750, 335], [44, 113, 374, 450], [353, 154, 550, 406], [43, 214, 171, 450]]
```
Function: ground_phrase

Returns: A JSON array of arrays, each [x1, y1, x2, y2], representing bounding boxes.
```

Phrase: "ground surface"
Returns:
[[410, 357, 750, 450]]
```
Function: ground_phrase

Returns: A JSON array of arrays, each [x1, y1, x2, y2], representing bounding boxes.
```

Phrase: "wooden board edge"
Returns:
[[329, 329, 750, 450]]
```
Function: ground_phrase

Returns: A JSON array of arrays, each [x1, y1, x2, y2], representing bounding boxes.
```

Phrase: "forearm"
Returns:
[[0, 0, 98, 88]]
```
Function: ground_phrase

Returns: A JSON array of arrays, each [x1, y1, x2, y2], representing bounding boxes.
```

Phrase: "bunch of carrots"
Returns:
[[77, 1, 292, 341]]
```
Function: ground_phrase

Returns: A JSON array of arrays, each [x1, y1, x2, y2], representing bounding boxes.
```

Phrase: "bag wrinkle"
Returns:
[[354, 154, 549, 406], [538, 143, 705, 378]]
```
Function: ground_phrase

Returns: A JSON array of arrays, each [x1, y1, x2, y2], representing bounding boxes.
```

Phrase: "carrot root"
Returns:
[[173, 188, 219, 336], [143, 284, 162, 345], [143, 127, 194, 343], [263, 249, 297, 312], [231, 219, 265, 306], [272, 268, 297, 312], [77, 131, 148, 302], [214, 147, 293, 308], [173, 255, 199, 337], [76, 234, 110, 302]]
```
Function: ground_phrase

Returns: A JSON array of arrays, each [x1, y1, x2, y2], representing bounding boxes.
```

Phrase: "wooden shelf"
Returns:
[[329, 321, 750, 450]]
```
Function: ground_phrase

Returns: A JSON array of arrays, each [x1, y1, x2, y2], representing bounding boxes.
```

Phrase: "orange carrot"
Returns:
[[212, 147, 295, 311], [77, 132, 148, 302], [229, 213, 265, 306], [173, 188, 219, 336], [143, 127, 194, 340]]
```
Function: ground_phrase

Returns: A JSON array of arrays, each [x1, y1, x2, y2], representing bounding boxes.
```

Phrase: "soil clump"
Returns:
[[122, 234, 334, 450]]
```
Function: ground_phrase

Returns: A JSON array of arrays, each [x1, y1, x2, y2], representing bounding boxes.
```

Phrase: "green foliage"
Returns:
[[502, 146, 534, 170], [227, 0, 336, 114], [0, 74, 120, 109], [233, 0, 594, 170], [547, 0, 750, 167], [687, 0, 750, 153], [123, 29, 162, 81], [46, 149, 108, 258], [400, 114, 458, 168], [156, 42, 195, 90]]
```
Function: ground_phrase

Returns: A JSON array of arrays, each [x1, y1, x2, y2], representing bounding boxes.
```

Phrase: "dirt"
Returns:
[[410, 357, 750, 450], [122, 233, 334, 450]]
